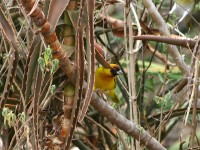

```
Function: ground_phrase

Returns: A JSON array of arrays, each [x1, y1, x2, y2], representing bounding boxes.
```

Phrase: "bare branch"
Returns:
[[90, 93, 166, 150]]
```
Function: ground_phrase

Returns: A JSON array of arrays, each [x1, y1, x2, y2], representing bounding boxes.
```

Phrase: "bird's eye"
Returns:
[[110, 67, 121, 76]]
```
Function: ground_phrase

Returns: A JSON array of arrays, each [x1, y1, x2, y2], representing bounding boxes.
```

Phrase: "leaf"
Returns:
[[50, 85, 56, 94], [0, 7, 19, 108], [47, 0, 70, 30], [0, 7, 18, 49], [38, 57, 45, 75], [78, 0, 95, 122], [44, 46, 52, 65], [64, 0, 85, 149], [22, 35, 40, 96], [24, 41, 41, 101], [94, 42, 112, 69], [51, 59, 59, 74], [158, 73, 164, 83], [68, 10, 87, 30], [145, 77, 155, 92], [32, 65, 43, 149]]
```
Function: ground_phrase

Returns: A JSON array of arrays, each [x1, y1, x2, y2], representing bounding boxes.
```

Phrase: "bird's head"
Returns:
[[110, 64, 123, 76]]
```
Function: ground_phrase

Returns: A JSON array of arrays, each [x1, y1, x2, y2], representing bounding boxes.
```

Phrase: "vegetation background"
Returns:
[[0, 0, 200, 149]]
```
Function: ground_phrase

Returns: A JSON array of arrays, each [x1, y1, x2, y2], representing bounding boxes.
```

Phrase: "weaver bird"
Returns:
[[94, 64, 122, 103], [169, 0, 195, 24]]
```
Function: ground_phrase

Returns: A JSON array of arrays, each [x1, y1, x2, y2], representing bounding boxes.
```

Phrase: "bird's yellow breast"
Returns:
[[94, 67, 116, 91]]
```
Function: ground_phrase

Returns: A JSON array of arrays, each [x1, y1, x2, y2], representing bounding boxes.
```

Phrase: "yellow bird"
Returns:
[[94, 64, 122, 103]]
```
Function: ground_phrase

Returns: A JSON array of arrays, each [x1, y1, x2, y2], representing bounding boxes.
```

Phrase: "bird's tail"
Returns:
[[108, 89, 120, 103]]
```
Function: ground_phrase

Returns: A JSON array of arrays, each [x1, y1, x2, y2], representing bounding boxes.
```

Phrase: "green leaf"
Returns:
[[2, 107, 9, 117], [50, 85, 56, 94], [38, 57, 45, 75], [154, 96, 163, 105], [51, 59, 59, 74], [44, 46, 52, 65], [145, 77, 155, 92], [18, 112, 26, 123], [2, 108, 16, 128], [163, 92, 173, 109], [164, 92, 172, 102], [158, 73, 164, 83]]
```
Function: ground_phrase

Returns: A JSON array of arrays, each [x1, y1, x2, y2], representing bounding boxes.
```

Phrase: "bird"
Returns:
[[94, 64, 122, 103], [169, 0, 195, 24]]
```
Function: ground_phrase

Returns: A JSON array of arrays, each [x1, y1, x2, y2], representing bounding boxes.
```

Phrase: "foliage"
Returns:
[[0, 0, 200, 150]]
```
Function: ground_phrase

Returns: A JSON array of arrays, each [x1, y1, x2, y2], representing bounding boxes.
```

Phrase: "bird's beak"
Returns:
[[116, 70, 123, 75]]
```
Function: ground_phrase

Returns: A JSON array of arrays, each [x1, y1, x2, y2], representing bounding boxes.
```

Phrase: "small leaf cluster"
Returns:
[[38, 46, 59, 75], [2, 108, 25, 128]]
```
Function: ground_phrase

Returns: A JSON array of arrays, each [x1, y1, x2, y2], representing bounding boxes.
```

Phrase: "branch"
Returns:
[[20, 0, 74, 80], [133, 35, 196, 49], [90, 93, 166, 150], [142, 0, 189, 75]]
